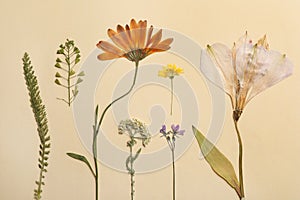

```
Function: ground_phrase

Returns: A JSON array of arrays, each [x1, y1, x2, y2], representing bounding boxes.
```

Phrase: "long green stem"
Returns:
[[171, 149, 175, 200], [234, 119, 245, 199], [170, 78, 174, 115], [130, 144, 134, 200], [96, 62, 139, 134], [92, 62, 139, 200], [66, 46, 71, 106], [92, 133, 99, 200]]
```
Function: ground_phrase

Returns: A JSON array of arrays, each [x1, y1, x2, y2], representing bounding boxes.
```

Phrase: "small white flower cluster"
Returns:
[[118, 118, 151, 146]]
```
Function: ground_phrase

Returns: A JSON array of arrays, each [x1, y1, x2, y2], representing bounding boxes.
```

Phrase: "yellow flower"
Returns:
[[158, 64, 183, 115], [201, 32, 293, 120], [96, 19, 173, 65], [158, 64, 184, 79]]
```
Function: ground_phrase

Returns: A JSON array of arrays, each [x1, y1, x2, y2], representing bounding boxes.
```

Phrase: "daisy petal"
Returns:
[[130, 19, 139, 48], [116, 25, 131, 51], [107, 28, 129, 51], [125, 24, 134, 49], [148, 29, 162, 48], [97, 41, 123, 56], [152, 39, 173, 52], [138, 20, 147, 48], [156, 38, 174, 47], [146, 25, 154, 47], [97, 52, 121, 60]]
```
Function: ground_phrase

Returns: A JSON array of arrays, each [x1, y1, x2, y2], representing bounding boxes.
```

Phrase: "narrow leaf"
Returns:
[[66, 152, 95, 177], [77, 71, 85, 76], [192, 126, 241, 197], [132, 148, 142, 162], [76, 78, 83, 84]]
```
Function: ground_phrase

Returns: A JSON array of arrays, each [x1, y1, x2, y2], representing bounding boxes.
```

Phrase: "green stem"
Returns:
[[92, 133, 99, 200], [171, 149, 175, 200], [130, 144, 134, 200], [67, 47, 71, 106], [170, 78, 174, 115], [234, 119, 245, 199], [92, 62, 139, 200], [96, 62, 139, 134]]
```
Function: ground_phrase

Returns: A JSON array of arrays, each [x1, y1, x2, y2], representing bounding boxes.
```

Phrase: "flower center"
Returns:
[[125, 49, 147, 63]]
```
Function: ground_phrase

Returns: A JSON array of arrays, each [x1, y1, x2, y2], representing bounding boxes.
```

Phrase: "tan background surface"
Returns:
[[1, 0, 300, 199]]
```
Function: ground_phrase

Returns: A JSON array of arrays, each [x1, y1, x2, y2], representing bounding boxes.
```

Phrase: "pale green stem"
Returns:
[[92, 62, 139, 200], [171, 148, 175, 200], [66, 47, 71, 106], [170, 78, 174, 115], [234, 119, 245, 199], [130, 144, 134, 200]]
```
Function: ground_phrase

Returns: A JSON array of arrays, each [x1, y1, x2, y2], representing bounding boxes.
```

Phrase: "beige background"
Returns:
[[1, 0, 300, 199]]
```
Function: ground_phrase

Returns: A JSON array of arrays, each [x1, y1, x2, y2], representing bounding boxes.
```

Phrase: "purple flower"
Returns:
[[160, 125, 166, 133], [171, 124, 185, 136]]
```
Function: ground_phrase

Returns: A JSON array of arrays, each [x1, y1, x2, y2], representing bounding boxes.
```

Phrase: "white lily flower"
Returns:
[[200, 33, 293, 120]]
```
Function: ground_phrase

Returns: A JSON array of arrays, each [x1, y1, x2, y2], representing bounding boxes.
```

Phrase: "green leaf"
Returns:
[[54, 79, 61, 85], [67, 152, 88, 163], [192, 126, 241, 197], [56, 58, 62, 63], [132, 148, 142, 162], [54, 63, 61, 68], [77, 71, 85, 76], [55, 72, 62, 78], [72, 85, 79, 97], [66, 152, 95, 177], [76, 78, 83, 84], [56, 49, 64, 54], [69, 69, 76, 76]]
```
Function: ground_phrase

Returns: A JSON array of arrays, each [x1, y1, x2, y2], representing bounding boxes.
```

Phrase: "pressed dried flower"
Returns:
[[97, 19, 173, 65], [158, 64, 183, 79], [158, 64, 183, 115], [118, 118, 151, 147], [201, 32, 293, 120]]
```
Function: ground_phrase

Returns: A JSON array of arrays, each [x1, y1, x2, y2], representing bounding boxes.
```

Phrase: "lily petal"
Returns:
[[201, 43, 235, 97], [247, 51, 293, 102]]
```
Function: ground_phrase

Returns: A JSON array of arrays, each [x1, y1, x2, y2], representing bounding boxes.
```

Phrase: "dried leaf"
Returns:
[[192, 126, 241, 197]]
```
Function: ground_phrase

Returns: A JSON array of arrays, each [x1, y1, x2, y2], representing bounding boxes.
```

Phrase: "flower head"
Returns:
[[118, 118, 151, 147], [171, 124, 185, 136], [97, 19, 173, 65], [160, 124, 185, 150], [158, 64, 184, 79], [200, 32, 293, 120]]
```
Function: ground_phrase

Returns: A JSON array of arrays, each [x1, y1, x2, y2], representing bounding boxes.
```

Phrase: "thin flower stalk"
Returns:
[[160, 124, 185, 200], [158, 64, 183, 115]]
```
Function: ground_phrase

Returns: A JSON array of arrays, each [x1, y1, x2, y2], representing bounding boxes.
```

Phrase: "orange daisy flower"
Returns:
[[96, 19, 173, 65]]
